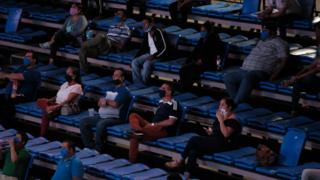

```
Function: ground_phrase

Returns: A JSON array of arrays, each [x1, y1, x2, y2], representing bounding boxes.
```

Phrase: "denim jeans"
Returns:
[[131, 53, 157, 84], [223, 69, 269, 104], [79, 116, 122, 152]]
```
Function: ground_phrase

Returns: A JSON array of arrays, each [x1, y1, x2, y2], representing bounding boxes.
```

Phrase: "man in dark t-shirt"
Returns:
[[128, 83, 179, 162], [0, 51, 41, 127]]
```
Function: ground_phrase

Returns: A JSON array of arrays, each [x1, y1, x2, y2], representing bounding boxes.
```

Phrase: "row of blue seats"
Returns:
[[0, 129, 185, 180], [13, 95, 320, 180], [107, 0, 314, 30], [0, 0, 68, 22], [11, 65, 320, 142]]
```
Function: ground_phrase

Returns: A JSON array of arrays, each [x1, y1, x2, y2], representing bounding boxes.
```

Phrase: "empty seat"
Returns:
[[104, 163, 149, 179], [156, 133, 198, 150], [123, 168, 167, 180], [267, 116, 314, 134], [212, 146, 256, 164]]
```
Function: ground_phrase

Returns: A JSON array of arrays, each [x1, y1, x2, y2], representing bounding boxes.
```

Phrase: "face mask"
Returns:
[[260, 31, 269, 41], [65, 74, 73, 82], [113, 16, 121, 23], [60, 148, 69, 158], [69, 7, 78, 16], [200, 32, 207, 38], [159, 90, 166, 98], [23, 57, 31, 66], [220, 108, 228, 116], [113, 79, 122, 85], [14, 137, 20, 144]]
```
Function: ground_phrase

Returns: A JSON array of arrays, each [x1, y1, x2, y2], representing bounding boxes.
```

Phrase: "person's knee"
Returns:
[[79, 118, 90, 128], [129, 113, 139, 123]]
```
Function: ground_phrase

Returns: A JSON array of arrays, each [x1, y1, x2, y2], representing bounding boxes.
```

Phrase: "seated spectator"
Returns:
[[223, 23, 288, 104], [131, 19, 168, 84], [128, 83, 179, 162], [0, 51, 41, 128], [39, 4, 88, 64], [165, 98, 242, 178], [282, 57, 320, 115], [80, 69, 131, 152], [37, 67, 83, 136], [127, 0, 146, 19], [179, 21, 224, 90], [257, 0, 303, 38], [0, 131, 30, 180], [301, 169, 320, 180], [79, 10, 131, 73], [52, 140, 84, 180], [169, 0, 209, 26]]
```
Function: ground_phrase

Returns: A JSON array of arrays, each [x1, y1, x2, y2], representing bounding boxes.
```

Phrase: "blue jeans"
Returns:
[[131, 53, 157, 84], [223, 69, 269, 104], [79, 116, 123, 152]]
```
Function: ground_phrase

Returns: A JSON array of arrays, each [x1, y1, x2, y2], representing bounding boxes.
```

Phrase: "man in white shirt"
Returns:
[[258, 0, 303, 38], [131, 17, 168, 84], [79, 69, 131, 152]]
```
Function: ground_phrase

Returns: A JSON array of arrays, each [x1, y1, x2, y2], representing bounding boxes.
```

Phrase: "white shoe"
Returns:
[[312, 16, 320, 24], [39, 42, 50, 49]]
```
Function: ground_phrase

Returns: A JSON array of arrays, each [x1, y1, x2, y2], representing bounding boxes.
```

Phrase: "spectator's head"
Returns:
[[61, 140, 76, 159], [115, 9, 127, 22], [261, 22, 278, 40], [159, 83, 174, 99], [219, 97, 236, 115], [142, 17, 154, 32], [167, 172, 183, 180], [14, 131, 29, 149], [65, 66, 81, 84], [70, 3, 82, 16], [112, 68, 125, 86], [23, 50, 37, 67]]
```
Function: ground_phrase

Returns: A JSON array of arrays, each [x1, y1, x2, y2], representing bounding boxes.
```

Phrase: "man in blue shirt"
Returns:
[[0, 51, 41, 127], [80, 69, 131, 152], [52, 140, 84, 180]]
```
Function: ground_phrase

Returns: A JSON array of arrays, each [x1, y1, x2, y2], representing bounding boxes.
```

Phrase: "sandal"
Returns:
[[165, 159, 184, 169]]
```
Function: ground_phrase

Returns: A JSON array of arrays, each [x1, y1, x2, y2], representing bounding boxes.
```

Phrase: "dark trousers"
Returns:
[[292, 74, 320, 112], [0, 95, 28, 128], [81, 0, 103, 16], [181, 136, 226, 173], [50, 31, 79, 62], [127, 0, 146, 19], [169, 1, 192, 26], [179, 62, 205, 90]]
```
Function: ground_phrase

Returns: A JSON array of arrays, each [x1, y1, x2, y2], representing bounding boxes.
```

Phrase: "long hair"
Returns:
[[69, 66, 82, 85]]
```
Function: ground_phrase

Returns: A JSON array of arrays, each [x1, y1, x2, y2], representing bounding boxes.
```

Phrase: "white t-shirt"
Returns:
[[98, 91, 120, 119], [148, 32, 158, 55], [266, 0, 302, 15], [56, 82, 83, 104]]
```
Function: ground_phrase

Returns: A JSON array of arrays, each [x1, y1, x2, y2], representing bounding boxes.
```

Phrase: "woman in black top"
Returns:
[[165, 98, 242, 176]]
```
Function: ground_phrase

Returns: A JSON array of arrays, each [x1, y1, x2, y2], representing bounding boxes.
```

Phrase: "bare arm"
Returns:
[[58, 93, 80, 107], [155, 118, 177, 128], [0, 73, 24, 81]]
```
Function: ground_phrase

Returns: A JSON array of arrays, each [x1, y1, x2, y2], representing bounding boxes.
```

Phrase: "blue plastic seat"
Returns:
[[107, 124, 131, 138], [191, 2, 228, 16], [75, 148, 99, 160], [276, 162, 320, 180], [5, 8, 22, 33], [81, 154, 115, 167], [57, 111, 90, 126], [236, 108, 272, 125], [104, 163, 149, 180], [246, 112, 291, 129], [233, 38, 259, 54], [255, 128, 307, 176], [87, 159, 130, 176], [0, 129, 17, 139], [38, 147, 63, 162], [234, 154, 258, 170], [123, 168, 167, 180], [131, 86, 159, 98], [212, 147, 256, 164], [180, 96, 214, 108], [267, 116, 314, 134], [224, 0, 260, 21], [26, 137, 49, 148], [189, 102, 218, 117], [208, 3, 243, 17], [222, 35, 248, 45], [29, 141, 61, 155], [156, 133, 198, 150]]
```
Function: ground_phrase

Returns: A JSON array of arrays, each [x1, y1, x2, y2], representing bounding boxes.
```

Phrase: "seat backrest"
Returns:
[[279, 128, 307, 166], [5, 8, 22, 33], [241, 0, 261, 15], [297, 0, 315, 19]]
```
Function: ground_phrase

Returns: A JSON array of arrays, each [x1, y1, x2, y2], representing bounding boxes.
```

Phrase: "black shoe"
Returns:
[[127, 130, 144, 140]]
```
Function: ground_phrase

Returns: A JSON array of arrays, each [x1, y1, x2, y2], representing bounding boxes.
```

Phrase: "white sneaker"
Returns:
[[39, 42, 50, 49], [312, 16, 320, 24]]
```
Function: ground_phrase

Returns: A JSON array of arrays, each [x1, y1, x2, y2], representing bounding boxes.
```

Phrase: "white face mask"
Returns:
[[220, 108, 228, 116]]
